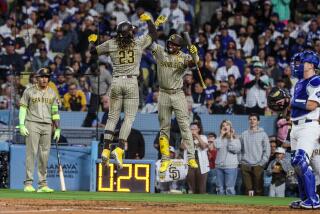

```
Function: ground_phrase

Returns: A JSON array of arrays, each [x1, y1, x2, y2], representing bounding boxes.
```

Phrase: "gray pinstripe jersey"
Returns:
[[150, 43, 192, 90], [96, 35, 152, 76]]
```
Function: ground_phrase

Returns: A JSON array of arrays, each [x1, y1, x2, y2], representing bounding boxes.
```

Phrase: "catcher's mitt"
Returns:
[[267, 87, 290, 112]]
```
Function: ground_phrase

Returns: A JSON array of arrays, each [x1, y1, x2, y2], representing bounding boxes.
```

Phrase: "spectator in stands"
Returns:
[[240, 113, 270, 196], [186, 122, 209, 194], [0, 17, 13, 38], [32, 47, 51, 72], [0, 38, 24, 80], [50, 27, 71, 53], [206, 132, 217, 194], [126, 128, 145, 159], [141, 90, 159, 113], [160, 0, 185, 35], [55, 72, 68, 99], [216, 57, 241, 82], [106, 0, 130, 24], [223, 93, 245, 115], [192, 82, 205, 105], [63, 66, 79, 86], [244, 62, 269, 115], [266, 147, 292, 197], [63, 82, 87, 111], [82, 62, 112, 127], [265, 55, 282, 84]]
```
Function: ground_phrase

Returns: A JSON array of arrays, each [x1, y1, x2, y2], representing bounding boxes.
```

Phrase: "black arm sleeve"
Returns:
[[146, 20, 157, 41], [257, 79, 268, 90], [244, 80, 256, 89]]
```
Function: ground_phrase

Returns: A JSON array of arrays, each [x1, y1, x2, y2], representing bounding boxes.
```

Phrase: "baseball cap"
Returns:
[[253, 62, 263, 68], [275, 147, 285, 154], [3, 38, 15, 46]]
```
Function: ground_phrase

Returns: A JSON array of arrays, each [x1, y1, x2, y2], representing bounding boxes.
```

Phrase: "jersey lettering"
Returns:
[[119, 50, 135, 64]]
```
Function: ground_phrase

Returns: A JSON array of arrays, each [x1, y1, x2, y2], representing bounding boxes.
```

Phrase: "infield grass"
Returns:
[[0, 189, 296, 206]]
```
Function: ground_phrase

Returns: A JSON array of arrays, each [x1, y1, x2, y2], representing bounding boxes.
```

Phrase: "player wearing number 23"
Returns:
[[89, 13, 157, 169], [289, 50, 320, 209]]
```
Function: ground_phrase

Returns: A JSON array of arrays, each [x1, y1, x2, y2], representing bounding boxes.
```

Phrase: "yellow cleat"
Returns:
[[188, 159, 198, 168], [159, 159, 172, 173], [111, 147, 124, 169], [101, 149, 111, 166]]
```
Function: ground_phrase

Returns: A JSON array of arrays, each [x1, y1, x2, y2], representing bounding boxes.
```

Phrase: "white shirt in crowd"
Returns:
[[245, 73, 268, 108], [216, 65, 241, 82], [236, 37, 254, 57], [160, 7, 185, 33], [106, 0, 130, 24]]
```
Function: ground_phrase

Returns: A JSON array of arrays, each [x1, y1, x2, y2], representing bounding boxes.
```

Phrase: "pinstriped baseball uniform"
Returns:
[[150, 43, 195, 160], [20, 85, 59, 187], [96, 35, 152, 141]]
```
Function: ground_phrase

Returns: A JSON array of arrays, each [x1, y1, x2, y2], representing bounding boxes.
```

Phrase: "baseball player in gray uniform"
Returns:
[[19, 68, 61, 193], [150, 34, 199, 172], [89, 13, 157, 169]]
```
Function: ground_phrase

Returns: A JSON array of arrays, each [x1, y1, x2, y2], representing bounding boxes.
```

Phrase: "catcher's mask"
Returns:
[[166, 34, 183, 54], [267, 87, 290, 112]]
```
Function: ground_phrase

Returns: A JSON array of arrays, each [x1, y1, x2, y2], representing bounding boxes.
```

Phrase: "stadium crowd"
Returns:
[[0, 0, 319, 196]]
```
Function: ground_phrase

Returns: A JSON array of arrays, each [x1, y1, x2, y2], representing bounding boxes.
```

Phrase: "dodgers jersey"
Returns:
[[291, 75, 320, 120]]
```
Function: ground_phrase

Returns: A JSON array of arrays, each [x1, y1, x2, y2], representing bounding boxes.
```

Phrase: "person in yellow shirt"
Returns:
[[63, 82, 87, 111]]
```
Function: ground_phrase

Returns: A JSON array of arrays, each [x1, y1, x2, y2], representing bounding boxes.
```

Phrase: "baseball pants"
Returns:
[[290, 121, 320, 158], [311, 142, 320, 185], [158, 89, 195, 160], [104, 76, 139, 141], [24, 121, 52, 187]]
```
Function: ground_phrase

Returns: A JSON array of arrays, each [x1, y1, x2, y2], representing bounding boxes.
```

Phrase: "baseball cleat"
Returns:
[[300, 198, 320, 209], [289, 200, 302, 209], [37, 186, 54, 193], [159, 159, 172, 173], [24, 185, 35, 192], [188, 159, 198, 168], [101, 149, 111, 166], [111, 147, 124, 169]]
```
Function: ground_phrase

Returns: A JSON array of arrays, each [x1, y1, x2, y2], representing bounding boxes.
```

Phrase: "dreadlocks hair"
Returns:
[[115, 35, 135, 50]]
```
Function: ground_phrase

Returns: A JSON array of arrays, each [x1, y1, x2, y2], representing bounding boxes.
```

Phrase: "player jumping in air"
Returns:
[[149, 34, 199, 172]]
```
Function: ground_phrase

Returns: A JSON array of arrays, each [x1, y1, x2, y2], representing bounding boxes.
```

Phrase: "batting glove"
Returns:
[[19, 124, 29, 136], [88, 34, 98, 43], [53, 128, 61, 141], [189, 45, 198, 54], [155, 15, 167, 27], [139, 13, 152, 21]]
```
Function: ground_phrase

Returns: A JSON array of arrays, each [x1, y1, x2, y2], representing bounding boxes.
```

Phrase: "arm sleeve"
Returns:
[[260, 133, 271, 166], [96, 41, 110, 55], [138, 34, 153, 50], [146, 20, 157, 41], [308, 87, 320, 104], [19, 106, 27, 125], [52, 94, 60, 121], [150, 43, 162, 59]]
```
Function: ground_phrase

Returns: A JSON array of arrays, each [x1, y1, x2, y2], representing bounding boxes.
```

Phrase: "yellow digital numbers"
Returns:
[[135, 164, 150, 192], [97, 163, 150, 193], [117, 164, 132, 192], [98, 163, 114, 191]]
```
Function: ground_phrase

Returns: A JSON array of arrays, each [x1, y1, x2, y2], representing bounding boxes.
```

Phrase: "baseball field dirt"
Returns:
[[0, 190, 319, 213]]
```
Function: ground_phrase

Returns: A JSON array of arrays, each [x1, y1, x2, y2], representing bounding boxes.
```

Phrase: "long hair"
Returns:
[[220, 120, 236, 139], [115, 35, 135, 50]]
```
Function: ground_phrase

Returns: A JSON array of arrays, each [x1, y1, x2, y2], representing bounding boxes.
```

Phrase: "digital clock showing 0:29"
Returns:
[[96, 161, 155, 193]]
